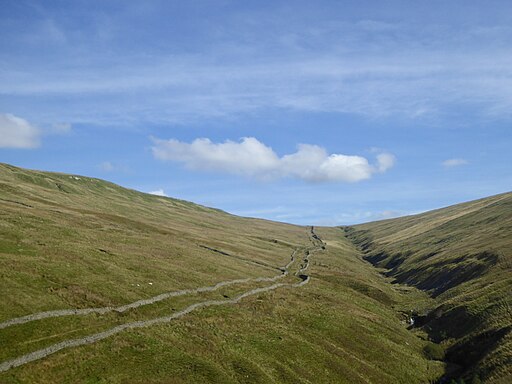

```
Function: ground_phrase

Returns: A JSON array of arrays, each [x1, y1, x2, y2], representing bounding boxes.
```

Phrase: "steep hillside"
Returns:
[[345, 193, 512, 383], [0, 163, 442, 383]]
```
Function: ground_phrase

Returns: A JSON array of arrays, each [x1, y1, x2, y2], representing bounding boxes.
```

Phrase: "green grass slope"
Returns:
[[0, 163, 441, 383], [345, 192, 512, 383]]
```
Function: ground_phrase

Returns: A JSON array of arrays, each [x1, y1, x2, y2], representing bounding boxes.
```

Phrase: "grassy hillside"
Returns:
[[345, 192, 512, 383], [0, 163, 443, 383]]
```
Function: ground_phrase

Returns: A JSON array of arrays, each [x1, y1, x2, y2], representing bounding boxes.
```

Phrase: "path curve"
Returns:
[[0, 276, 311, 373], [0, 250, 299, 330], [0, 228, 324, 373]]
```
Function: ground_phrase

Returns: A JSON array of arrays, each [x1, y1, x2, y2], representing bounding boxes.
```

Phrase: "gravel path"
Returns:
[[0, 228, 324, 373]]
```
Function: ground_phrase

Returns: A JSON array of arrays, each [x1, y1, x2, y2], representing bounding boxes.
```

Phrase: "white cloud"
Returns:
[[0, 113, 40, 148], [152, 137, 394, 183], [442, 158, 468, 167], [148, 189, 168, 197], [152, 137, 280, 178], [376, 153, 396, 172]]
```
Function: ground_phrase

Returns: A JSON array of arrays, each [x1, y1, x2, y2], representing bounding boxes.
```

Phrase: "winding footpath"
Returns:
[[0, 228, 325, 373], [0, 250, 298, 331]]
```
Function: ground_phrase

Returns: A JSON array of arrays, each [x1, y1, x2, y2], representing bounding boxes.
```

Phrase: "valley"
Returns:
[[0, 163, 510, 383]]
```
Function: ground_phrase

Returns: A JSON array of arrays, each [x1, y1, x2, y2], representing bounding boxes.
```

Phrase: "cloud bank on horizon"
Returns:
[[152, 137, 395, 183]]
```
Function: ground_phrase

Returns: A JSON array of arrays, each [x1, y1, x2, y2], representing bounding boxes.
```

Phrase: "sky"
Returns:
[[1, 0, 511, 225]]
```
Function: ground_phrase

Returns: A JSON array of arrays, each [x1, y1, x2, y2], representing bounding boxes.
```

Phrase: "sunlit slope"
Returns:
[[0, 162, 307, 318], [346, 192, 512, 383], [0, 163, 440, 383]]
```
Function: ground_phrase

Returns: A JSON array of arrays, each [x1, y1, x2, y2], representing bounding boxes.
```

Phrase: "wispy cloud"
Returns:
[[442, 158, 468, 167], [152, 137, 394, 183], [2, 12, 512, 125], [98, 161, 115, 172], [232, 206, 289, 217], [0, 113, 40, 149], [311, 209, 415, 226], [4, 53, 512, 125], [50, 122, 72, 134], [98, 161, 129, 173]]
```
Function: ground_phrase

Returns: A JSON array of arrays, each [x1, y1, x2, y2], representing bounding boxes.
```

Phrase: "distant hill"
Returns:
[[346, 192, 512, 382]]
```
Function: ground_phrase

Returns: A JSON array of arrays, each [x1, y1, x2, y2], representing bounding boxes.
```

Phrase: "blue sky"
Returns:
[[1, 0, 511, 225]]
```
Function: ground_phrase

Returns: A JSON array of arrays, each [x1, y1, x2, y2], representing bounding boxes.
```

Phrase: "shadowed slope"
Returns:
[[346, 192, 512, 383]]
